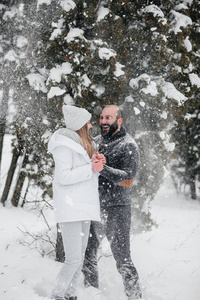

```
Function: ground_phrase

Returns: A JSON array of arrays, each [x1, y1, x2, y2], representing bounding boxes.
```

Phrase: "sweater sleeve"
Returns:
[[53, 146, 93, 185], [100, 142, 139, 184]]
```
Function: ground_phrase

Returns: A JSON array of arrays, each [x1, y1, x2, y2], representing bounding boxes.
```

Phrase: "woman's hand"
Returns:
[[92, 152, 106, 164], [92, 159, 104, 172], [96, 152, 106, 164]]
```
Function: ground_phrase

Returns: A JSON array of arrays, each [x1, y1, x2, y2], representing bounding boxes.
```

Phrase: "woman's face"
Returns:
[[87, 120, 92, 131]]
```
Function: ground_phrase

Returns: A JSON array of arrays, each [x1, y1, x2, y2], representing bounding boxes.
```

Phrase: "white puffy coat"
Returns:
[[48, 129, 100, 223]]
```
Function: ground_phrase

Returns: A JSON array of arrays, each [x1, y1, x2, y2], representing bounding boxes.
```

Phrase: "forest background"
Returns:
[[0, 0, 200, 259]]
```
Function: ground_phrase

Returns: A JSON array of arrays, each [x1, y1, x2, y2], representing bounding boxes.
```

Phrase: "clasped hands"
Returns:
[[92, 152, 106, 172]]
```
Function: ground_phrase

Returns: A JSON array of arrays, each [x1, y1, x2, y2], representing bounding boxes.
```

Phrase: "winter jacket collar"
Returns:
[[48, 128, 89, 158], [60, 127, 81, 144]]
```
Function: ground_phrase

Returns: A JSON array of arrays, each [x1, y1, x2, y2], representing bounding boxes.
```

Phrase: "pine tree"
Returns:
[[0, 1, 55, 206], [41, 0, 189, 231], [0, 0, 29, 204], [41, 0, 128, 120], [169, 0, 200, 199], [0, 1, 17, 170]]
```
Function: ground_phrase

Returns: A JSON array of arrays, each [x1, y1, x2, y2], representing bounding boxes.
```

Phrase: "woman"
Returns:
[[48, 105, 105, 300]]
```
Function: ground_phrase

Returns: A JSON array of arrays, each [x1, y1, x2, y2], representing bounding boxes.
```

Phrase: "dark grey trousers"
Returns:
[[82, 205, 142, 298]]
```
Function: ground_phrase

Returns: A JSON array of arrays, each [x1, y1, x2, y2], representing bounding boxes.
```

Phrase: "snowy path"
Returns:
[[0, 177, 200, 300]]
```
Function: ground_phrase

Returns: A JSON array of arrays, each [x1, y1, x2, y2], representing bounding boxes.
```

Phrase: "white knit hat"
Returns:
[[62, 105, 91, 131]]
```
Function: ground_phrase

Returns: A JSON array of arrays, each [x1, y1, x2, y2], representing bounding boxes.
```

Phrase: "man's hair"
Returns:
[[104, 105, 123, 119]]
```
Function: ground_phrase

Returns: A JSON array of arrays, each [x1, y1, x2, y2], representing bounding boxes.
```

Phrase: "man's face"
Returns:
[[99, 107, 119, 138]]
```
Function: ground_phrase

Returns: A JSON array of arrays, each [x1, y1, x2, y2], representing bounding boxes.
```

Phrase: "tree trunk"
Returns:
[[56, 224, 65, 262], [0, 85, 9, 170], [11, 153, 28, 207], [0, 123, 6, 168], [11, 171, 26, 206], [21, 178, 30, 207], [189, 174, 196, 200], [1, 148, 20, 205]]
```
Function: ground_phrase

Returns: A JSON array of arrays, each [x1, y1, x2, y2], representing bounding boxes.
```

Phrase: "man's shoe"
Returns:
[[128, 292, 142, 299]]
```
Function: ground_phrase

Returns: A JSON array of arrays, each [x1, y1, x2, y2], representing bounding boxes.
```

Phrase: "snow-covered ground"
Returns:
[[0, 136, 200, 300]]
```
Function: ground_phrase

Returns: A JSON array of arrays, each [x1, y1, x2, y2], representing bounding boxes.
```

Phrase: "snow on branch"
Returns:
[[189, 73, 200, 88], [48, 62, 72, 83], [141, 4, 165, 18], [169, 11, 192, 34], [60, 0, 76, 12], [0, 4, 6, 10], [129, 74, 187, 105], [50, 29, 62, 40], [183, 36, 192, 52], [99, 47, 116, 60], [4, 50, 17, 62], [141, 81, 158, 96], [97, 6, 110, 22], [37, 0, 76, 12], [16, 36, 28, 48], [37, 0, 51, 9], [140, 4, 167, 24], [114, 62, 125, 77], [47, 87, 66, 99], [65, 28, 85, 43], [3, 6, 18, 20], [161, 82, 187, 105], [129, 74, 158, 96], [129, 74, 151, 90], [26, 73, 47, 93]]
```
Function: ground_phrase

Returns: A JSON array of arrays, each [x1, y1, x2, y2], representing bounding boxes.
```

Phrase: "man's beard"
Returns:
[[100, 120, 119, 138]]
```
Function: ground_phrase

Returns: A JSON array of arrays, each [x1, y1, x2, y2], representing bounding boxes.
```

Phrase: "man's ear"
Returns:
[[117, 118, 123, 126]]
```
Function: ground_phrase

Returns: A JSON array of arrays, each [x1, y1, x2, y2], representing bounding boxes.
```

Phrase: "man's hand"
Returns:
[[119, 178, 134, 187]]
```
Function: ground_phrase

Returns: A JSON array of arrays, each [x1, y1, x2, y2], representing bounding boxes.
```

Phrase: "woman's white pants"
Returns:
[[51, 221, 90, 299]]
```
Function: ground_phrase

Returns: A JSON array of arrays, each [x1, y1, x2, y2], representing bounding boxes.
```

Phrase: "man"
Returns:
[[82, 105, 142, 300]]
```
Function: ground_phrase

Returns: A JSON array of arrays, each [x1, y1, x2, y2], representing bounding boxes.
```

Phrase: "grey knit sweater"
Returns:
[[94, 126, 140, 207]]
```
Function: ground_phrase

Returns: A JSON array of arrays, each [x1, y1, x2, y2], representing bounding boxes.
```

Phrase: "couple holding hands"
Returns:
[[48, 104, 141, 300]]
